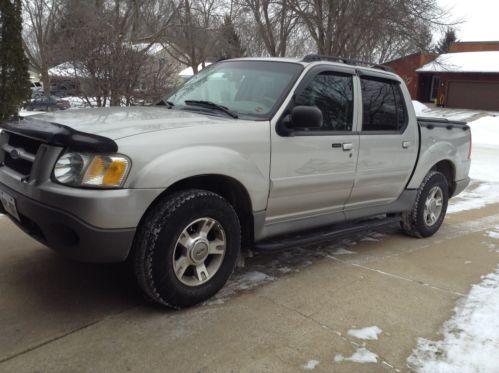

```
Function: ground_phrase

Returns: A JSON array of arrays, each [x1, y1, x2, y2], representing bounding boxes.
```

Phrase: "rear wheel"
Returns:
[[132, 189, 241, 308], [401, 171, 449, 238]]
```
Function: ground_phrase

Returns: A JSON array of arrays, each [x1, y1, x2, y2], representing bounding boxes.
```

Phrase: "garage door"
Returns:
[[447, 81, 499, 111]]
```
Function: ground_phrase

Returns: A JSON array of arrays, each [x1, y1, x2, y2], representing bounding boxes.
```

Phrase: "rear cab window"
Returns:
[[360, 77, 407, 132]]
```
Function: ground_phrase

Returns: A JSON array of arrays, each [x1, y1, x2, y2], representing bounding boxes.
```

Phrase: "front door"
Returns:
[[266, 67, 360, 229]]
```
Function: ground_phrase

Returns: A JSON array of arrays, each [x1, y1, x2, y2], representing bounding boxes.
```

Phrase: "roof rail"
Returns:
[[301, 54, 395, 73]]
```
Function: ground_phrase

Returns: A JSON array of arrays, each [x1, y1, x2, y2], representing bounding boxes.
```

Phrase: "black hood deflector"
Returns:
[[0, 116, 118, 153]]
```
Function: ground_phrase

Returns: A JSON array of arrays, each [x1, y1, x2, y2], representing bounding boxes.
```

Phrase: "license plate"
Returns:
[[0, 191, 20, 221]]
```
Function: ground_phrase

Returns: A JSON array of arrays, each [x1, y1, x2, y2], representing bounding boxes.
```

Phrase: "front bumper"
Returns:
[[0, 182, 136, 262]]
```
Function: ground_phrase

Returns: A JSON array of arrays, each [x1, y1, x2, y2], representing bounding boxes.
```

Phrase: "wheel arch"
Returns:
[[431, 159, 456, 195], [136, 174, 255, 249]]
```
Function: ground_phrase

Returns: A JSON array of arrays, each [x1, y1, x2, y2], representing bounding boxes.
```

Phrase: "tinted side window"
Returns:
[[296, 72, 354, 131], [361, 78, 406, 132]]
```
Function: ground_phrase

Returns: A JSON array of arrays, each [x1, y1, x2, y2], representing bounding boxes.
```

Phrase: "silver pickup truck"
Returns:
[[0, 56, 471, 308]]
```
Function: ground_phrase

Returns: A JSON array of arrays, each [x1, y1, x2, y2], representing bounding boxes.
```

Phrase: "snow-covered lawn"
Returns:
[[408, 264, 499, 372], [408, 102, 499, 372]]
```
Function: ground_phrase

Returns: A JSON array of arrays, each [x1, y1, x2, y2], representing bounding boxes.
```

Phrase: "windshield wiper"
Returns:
[[184, 100, 238, 118], [156, 99, 175, 108]]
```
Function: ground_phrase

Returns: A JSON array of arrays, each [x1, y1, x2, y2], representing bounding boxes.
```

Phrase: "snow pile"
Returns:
[[347, 326, 383, 340], [417, 51, 499, 73], [413, 101, 430, 116], [334, 347, 378, 364], [303, 360, 320, 370], [407, 266, 499, 372]]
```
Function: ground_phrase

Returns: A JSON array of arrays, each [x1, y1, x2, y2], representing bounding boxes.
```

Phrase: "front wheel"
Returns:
[[401, 171, 449, 238], [132, 189, 241, 308]]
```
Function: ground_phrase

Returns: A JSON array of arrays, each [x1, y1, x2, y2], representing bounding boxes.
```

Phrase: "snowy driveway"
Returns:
[[1, 108, 499, 372]]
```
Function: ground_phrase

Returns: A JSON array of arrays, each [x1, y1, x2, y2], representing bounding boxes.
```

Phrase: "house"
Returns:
[[385, 41, 499, 111], [382, 53, 437, 99]]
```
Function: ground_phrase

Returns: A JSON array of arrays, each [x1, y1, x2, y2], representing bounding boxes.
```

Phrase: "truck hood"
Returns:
[[26, 106, 233, 140]]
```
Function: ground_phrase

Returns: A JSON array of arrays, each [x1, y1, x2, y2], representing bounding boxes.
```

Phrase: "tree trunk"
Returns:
[[41, 66, 50, 96]]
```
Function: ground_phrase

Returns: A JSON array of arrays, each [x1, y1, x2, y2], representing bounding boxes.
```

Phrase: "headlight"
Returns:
[[53, 152, 131, 188]]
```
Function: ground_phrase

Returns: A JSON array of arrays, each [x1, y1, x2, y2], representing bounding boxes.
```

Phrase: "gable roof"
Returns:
[[417, 51, 499, 73]]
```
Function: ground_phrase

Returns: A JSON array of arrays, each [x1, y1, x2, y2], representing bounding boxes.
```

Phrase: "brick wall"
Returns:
[[384, 53, 436, 98]]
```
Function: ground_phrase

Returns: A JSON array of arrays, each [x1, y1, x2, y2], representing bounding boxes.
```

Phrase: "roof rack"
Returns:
[[301, 54, 395, 73]]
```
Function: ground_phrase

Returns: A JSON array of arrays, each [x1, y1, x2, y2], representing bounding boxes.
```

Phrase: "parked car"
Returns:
[[0, 56, 471, 308], [25, 95, 71, 111], [30, 82, 43, 98]]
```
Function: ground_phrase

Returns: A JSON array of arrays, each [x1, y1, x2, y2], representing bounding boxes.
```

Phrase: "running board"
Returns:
[[253, 216, 401, 251]]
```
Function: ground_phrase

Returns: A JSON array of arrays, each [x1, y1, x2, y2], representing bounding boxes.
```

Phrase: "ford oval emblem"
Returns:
[[9, 149, 20, 160]]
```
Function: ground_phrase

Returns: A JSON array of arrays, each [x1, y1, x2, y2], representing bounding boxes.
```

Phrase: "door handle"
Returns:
[[342, 143, 353, 151], [402, 141, 411, 149]]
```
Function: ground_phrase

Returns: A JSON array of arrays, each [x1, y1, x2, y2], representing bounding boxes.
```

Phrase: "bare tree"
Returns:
[[288, 0, 449, 62], [239, 0, 298, 57], [57, 0, 177, 106], [160, 0, 222, 73], [22, 0, 62, 95]]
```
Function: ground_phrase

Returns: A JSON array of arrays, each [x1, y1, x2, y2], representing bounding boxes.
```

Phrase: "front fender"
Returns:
[[129, 145, 270, 211]]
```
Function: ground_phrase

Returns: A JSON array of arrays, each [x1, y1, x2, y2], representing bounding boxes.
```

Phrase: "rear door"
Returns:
[[345, 74, 418, 210], [267, 66, 360, 226]]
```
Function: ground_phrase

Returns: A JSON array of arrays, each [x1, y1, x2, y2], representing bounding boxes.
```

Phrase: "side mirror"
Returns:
[[288, 106, 323, 129]]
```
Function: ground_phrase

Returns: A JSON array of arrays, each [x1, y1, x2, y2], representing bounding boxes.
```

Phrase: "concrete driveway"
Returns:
[[1, 202, 499, 372]]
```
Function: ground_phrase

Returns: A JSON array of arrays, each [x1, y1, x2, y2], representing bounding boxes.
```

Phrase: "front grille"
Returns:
[[0, 132, 43, 177]]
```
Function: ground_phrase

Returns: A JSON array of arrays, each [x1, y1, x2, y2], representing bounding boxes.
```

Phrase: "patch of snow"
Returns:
[[204, 271, 274, 305], [413, 101, 429, 116], [179, 63, 212, 78], [333, 248, 356, 255], [464, 261, 472, 264], [64, 96, 112, 108], [18, 109, 43, 117], [413, 105, 485, 122], [303, 360, 320, 370], [407, 266, 499, 372], [488, 231, 499, 239], [129, 42, 165, 55], [334, 347, 378, 364], [347, 326, 383, 340], [448, 181, 499, 214], [360, 236, 379, 242], [277, 266, 293, 273], [49, 62, 90, 78], [417, 51, 499, 73]]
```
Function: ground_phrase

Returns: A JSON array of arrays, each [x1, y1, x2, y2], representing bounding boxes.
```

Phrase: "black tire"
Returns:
[[401, 171, 449, 238], [132, 189, 241, 309]]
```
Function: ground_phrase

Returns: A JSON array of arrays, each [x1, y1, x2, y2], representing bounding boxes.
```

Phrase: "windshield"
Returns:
[[167, 60, 303, 120]]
